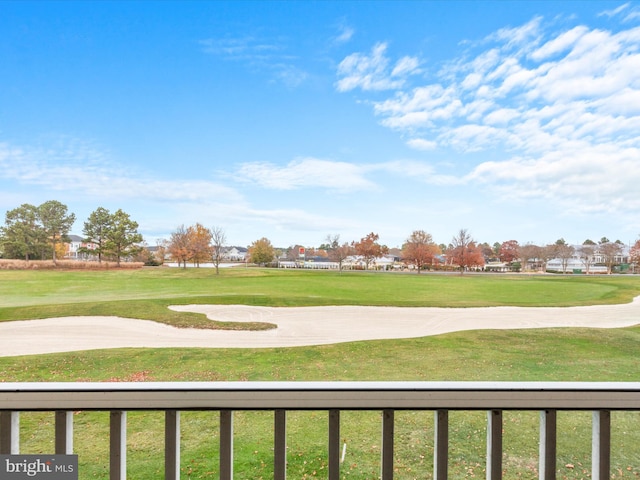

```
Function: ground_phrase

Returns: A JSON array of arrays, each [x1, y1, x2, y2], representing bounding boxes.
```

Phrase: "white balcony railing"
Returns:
[[2, 381, 640, 479]]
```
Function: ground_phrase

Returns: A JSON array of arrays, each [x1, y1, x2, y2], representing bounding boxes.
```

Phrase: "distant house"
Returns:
[[64, 235, 98, 260], [223, 246, 248, 262]]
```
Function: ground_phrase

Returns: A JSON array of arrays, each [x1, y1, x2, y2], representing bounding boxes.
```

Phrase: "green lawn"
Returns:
[[2, 267, 640, 479], [1, 267, 640, 327]]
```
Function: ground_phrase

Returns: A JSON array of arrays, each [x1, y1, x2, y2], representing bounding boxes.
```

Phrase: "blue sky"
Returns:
[[1, 1, 640, 249]]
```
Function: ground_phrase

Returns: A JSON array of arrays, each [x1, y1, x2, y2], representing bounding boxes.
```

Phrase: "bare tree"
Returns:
[[211, 226, 227, 275], [519, 243, 542, 272], [577, 244, 595, 274], [552, 239, 575, 273], [333, 242, 355, 271], [598, 240, 623, 274]]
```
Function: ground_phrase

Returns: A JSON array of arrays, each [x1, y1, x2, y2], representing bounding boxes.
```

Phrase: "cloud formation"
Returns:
[[235, 157, 377, 191], [335, 42, 420, 92], [336, 15, 640, 216], [0, 139, 242, 204]]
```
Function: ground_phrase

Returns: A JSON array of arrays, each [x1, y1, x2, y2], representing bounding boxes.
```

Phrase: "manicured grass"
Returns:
[[2, 267, 640, 478], [1, 267, 640, 329]]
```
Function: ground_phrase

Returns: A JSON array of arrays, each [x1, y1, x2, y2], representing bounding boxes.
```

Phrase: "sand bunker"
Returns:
[[1, 298, 639, 357]]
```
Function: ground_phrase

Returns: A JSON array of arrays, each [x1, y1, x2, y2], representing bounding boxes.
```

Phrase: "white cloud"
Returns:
[[334, 23, 355, 44], [406, 138, 437, 150], [530, 25, 589, 61], [335, 42, 420, 92], [236, 157, 377, 191], [598, 3, 630, 19]]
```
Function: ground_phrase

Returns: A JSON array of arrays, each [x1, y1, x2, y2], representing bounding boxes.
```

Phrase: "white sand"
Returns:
[[1, 298, 639, 357]]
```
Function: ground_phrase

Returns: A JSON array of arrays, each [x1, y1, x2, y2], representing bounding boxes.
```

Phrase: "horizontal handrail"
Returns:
[[2, 381, 640, 410]]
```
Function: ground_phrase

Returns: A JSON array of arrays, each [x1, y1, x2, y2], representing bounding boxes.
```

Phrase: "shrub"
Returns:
[[0, 259, 144, 270]]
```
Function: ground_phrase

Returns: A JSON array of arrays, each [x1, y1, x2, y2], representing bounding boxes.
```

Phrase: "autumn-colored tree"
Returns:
[[353, 232, 388, 270], [187, 223, 213, 267], [448, 229, 484, 273], [498, 240, 520, 264], [168, 225, 190, 268], [248, 237, 275, 266], [402, 230, 440, 273], [630, 239, 640, 272]]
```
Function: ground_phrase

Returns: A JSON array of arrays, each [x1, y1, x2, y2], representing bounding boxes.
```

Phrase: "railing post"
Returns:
[[381, 409, 394, 480], [274, 409, 287, 480], [592, 410, 611, 480], [434, 410, 448, 480], [110, 411, 127, 480], [0, 411, 19, 454], [486, 410, 502, 480], [219, 410, 233, 480], [328, 409, 341, 480], [539, 410, 556, 480], [55, 411, 73, 454], [165, 410, 180, 480]]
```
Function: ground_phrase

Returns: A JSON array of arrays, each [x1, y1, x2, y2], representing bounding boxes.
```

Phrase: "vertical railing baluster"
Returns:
[[55, 411, 73, 454], [274, 409, 287, 480], [434, 410, 448, 480], [486, 410, 503, 480], [539, 410, 556, 480], [0, 411, 19, 454], [165, 410, 180, 480], [381, 409, 395, 480], [109, 411, 127, 480], [328, 409, 341, 480], [219, 410, 233, 480], [592, 410, 611, 480]]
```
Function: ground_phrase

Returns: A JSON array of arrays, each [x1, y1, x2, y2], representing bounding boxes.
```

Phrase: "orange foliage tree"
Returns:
[[448, 228, 485, 273], [402, 230, 440, 273], [353, 232, 388, 270]]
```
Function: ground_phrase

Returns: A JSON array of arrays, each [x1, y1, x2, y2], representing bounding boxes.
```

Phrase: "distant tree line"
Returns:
[[5, 200, 637, 274], [243, 229, 640, 274], [0, 201, 143, 266]]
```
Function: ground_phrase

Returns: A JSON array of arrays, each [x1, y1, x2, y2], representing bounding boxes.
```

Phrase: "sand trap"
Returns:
[[1, 298, 639, 357]]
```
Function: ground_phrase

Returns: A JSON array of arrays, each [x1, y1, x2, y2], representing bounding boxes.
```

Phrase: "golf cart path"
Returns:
[[1, 297, 639, 357]]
